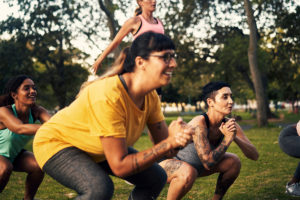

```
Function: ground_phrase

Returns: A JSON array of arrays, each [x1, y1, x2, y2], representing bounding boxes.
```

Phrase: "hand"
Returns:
[[168, 117, 194, 148], [219, 118, 236, 138], [92, 62, 101, 74]]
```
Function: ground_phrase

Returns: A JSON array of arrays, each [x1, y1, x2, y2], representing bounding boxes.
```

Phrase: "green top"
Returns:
[[0, 104, 34, 162]]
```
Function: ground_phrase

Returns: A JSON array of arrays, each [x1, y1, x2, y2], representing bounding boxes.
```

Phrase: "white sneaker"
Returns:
[[286, 182, 300, 196]]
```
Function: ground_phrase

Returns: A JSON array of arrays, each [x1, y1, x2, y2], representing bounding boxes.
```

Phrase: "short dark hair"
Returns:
[[202, 81, 231, 106]]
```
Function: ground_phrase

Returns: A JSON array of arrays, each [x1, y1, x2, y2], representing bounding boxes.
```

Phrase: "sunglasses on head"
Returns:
[[149, 52, 177, 64]]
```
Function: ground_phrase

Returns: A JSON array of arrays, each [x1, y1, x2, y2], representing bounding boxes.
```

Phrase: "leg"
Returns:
[[0, 155, 13, 193], [278, 126, 300, 196], [120, 147, 167, 200], [159, 159, 198, 200], [43, 147, 114, 200], [13, 151, 44, 200], [200, 153, 241, 200], [289, 162, 300, 184]]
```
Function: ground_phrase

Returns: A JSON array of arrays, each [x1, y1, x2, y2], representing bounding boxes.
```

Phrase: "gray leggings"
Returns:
[[278, 125, 300, 179], [43, 147, 167, 200]]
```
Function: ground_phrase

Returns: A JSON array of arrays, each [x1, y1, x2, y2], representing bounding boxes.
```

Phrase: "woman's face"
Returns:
[[140, 0, 156, 12], [209, 87, 234, 115], [144, 49, 177, 87], [12, 78, 37, 105]]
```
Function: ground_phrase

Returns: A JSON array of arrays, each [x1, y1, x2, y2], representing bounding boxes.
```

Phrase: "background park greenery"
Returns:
[[0, 0, 299, 120], [0, 111, 299, 199], [0, 0, 299, 199]]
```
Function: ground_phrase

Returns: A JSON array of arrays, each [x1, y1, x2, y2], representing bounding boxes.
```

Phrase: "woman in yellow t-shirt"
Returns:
[[33, 32, 194, 200]]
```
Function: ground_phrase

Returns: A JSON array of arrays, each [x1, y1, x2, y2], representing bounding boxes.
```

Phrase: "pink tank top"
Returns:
[[133, 15, 164, 40]]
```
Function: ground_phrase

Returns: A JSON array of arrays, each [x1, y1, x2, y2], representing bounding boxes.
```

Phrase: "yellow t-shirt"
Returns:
[[33, 75, 164, 168]]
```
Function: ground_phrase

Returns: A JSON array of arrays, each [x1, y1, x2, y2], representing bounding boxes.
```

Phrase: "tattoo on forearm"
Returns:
[[132, 154, 140, 173], [154, 142, 167, 153], [163, 160, 183, 177], [143, 150, 154, 160], [212, 142, 228, 162], [194, 126, 229, 168]]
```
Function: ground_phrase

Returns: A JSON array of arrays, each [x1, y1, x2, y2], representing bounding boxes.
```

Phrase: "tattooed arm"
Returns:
[[101, 118, 194, 178], [190, 116, 236, 170]]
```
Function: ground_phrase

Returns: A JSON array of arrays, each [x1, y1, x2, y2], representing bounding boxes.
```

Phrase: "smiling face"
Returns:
[[144, 49, 177, 87], [207, 87, 234, 115], [11, 78, 37, 106]]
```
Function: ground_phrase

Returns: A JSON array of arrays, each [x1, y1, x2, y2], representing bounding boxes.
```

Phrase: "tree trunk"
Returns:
[[98, 0, 121, 57], [244, 0, 268, 127]]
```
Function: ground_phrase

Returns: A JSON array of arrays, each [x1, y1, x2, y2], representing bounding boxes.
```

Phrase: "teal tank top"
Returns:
[[0, 104, 34, 162]]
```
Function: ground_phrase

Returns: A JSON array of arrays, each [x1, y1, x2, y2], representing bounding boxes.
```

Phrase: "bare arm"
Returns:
[[92, 17, 140, 73], [0, 107, 41, 135], [147, 120, 169, 144], [234, 123, 259, 160], [32, 104, 51, 123], [101, 118, 194, 178], [191, 117, 236, 170]]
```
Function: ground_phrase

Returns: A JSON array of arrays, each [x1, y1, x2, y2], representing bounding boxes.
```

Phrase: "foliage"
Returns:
[[266, 6, 300, 106], [0, 0, 92, 109]]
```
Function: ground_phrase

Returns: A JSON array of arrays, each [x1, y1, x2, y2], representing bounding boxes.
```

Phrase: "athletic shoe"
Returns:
[[286, 182, 300, 196], [124, 180, 134, 186]]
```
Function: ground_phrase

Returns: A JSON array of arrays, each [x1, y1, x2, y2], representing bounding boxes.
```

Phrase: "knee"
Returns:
[[28, 158, 44, 175], [82, 177, 114, 200], [229, 154, 241, 174], [0, 161, 13, 178], [176, 164, 197, 188]]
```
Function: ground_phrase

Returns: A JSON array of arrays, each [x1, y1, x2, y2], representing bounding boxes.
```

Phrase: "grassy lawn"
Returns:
[[1, 111, 299, 199]]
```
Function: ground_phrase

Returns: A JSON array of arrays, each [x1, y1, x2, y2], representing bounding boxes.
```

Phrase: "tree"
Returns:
[[244, 0, 268, 126], [0, 0, 92, 108]]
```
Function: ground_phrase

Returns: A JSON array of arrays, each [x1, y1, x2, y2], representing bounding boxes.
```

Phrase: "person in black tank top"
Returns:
[[159, 81, 259, 200]]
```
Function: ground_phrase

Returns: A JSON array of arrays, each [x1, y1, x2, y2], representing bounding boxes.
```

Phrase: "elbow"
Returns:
[[247, 151, 259, 161], [252, 152, 259, 161], [112, 169, 130, 179], [110, 165, 131, 178], [14, 127, 25, 135]]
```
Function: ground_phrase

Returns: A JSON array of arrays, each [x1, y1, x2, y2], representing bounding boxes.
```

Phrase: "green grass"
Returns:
[[1, 111, 299, 199]]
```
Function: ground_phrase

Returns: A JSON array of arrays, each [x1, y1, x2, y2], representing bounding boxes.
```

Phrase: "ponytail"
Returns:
[[77, 47, 132, 98], [134, 6, 142, 16], [134, 1, 142, 16]]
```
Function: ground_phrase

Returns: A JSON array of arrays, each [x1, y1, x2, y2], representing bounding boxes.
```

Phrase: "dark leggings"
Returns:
[[278, 125, 300, 179], [43, 147, 167, 200]]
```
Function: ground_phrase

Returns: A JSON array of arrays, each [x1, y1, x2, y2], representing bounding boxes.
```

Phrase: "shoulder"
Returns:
[[125, 16, 141, 26], [0, 106, 14, 121], [87, 76, 124, 104], [0, 106, 12, 115], [188, 115, 206, 127], [31, 104, 47, 115]]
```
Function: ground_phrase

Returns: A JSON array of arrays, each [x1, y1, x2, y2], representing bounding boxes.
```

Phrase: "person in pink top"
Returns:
[[92, 0, 164, 74]]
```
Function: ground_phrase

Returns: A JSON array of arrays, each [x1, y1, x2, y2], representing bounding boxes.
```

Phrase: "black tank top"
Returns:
[[202, 113, 225, 146]]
